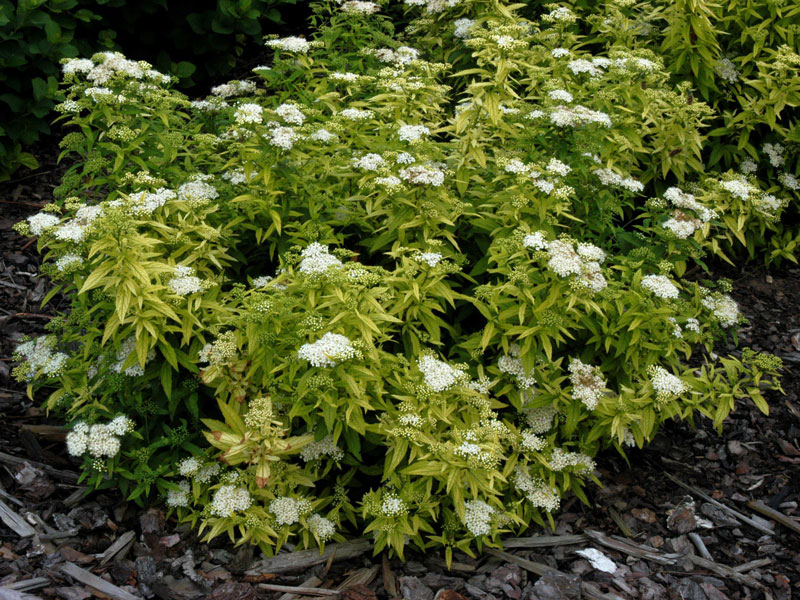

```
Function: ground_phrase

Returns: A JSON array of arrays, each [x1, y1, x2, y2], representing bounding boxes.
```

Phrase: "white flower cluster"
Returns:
[[661, 186, 716, 238], [740, 159, 758, 174], [221, 168, 252, 185], [198, 331, 238, 365], [210, 485, 253, 517], [549, 448, 595, 473], [300, 435, 345, 462], [549, 104, 612, 128], [396, 152, 416, 165], [298, 243, 343, 275], [398, 124, 430, 142], [339, 108, 374, 120], [567, 59, 604, 78], [405, 0, 461, 13], [463, 500, 495, 537], [552, 48, 570, 58], [266, 124, 301, 150], [714, 58, 740, 83], [522, 230, 548, 251], [55, 253, 84, 272], [381, 496, 407, 517], [547, 89, 573, 103], [415, 252, 443, 267], [592, 168, 643, 192], [546, 158, 571, 177], [270, 496, 312, 525], [266, 36, 310, 54], [211, 80, 257, 97], [524, 405, 557, 433], [177, 177, 219, 207], [66, 416, 134, 458], [373, 46, 420, 65], [755, 194, 783, 216], [353, 153, 386, 171], [308, 514, 336, 541], [417, 355, 464, 392], [453, 18, 475, 39], [178, 457, 201, 477], [63, 52, 171, 85], [168, 265, 204, 296], [53, 205, 103, 243], [329, 71, 360, 82], [702, 293, 739, 328], [546, 239, 607, 292], [275, 103, 306, 125], [166, 481, 191, 507], [721, 177, 755, 201], [568, 358, 606, 410], [763, 143, 785, 168], [641, 274, 679, 299], [341, 1, 380, 14], [497, 346, 536, 389], [520, 431, 546, 452], [125, 188, 177, 215], [298, 332, 356, 367], [514, 467, 560, 512], [234, 103, 263, 125], [780, 172, 799, 191], [648, 365, 688, 399], [311, 128, 336, 143], [399, 165, 445, 186], [27, 212, 60, 236], [15, 336, 68, 378]]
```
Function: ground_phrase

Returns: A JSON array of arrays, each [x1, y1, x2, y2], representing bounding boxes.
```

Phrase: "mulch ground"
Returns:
[[0, 141, 798, 600]]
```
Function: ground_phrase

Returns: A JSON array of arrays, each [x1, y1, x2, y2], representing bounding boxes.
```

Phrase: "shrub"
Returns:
[[16, 0, 783, 561], [0, 0, 299, 181]]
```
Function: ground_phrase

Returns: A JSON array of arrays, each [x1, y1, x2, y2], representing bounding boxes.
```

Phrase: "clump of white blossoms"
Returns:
[[298, 332, 356, 367], [714, 57, 740, 84], [178, 457, 202, 477], [266, 36, 310, 54], [780, 172, 799, 191], [520, 431, 546, 452], [123, 188, 177, 216], [547, 89, 573, 103], [66, 416, 134, 458], [641, 274, 679, 299], [453, 18, 475, 39], [275, 103, 305, 125], [54, 205, 103, 243], [234, 103, 263, 125], [525, 405, 557, 433], [300, 435, 345, 461], [648, 365, 688, 400], [210, 485, 253, 517], [111, 335, 154, 376], [522, 230, 548, 251], [702, 293, 740, 328], [211, 80, 256, 98], [463, 500, 496, 537], [270, 497, 312, 525], [415, 252, 443, 267], [514, 467, 560, 512], [399, 164, 445, 186], [762, 142, 785, 167], [545, 239, 607, 292], [661, 186, 716, 238], [307, 514, 336, 541], [398, 124, 430, 142], [298, 243, 343, 275], [497, 345, 536, 389], [177, 176, 219, 207], [15, 336, 68, 379], [720, 176, 755, 201], [381, 495, 407, 517], [27, 212, 60, 236], [167, 481, 191, 507], [549, 448, 595, 473], [341, 0, 380, 14], [592, 168, 643, 192], [568, 358, 606, 410], [168, 265, 204, 296], [339, 108, 373, 121], [352, 153, 386, 171], [417, 354, 465, 392], [55, 253, 84, 272], [266, 123, 302, 150], [311, 128, 336, 143]]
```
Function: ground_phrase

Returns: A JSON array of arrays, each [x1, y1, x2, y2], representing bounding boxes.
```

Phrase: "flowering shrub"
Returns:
[[15, 0, 785, 561]]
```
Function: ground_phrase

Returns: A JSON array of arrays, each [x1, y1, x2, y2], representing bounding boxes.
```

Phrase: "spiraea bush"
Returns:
[[15, 0, 786, 561]]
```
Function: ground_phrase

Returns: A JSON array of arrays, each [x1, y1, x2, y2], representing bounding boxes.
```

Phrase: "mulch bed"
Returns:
[[0, 142, 798, 600]]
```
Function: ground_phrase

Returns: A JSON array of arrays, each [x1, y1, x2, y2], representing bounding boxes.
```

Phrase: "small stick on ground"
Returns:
[[59, 562, 141, 600], [0, 451, 79, 484], [99, 530, 136, 565], [0, 499, 36, 538], [688, 532, 714, 561], [747, 499, 800, 536], [257, 584, 339, 596], [503, 534, 589, 549], [276, 576, 322, 600]]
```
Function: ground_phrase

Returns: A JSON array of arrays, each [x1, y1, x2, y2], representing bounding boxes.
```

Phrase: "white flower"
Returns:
[[641, 274, 679, 299], [308, 514, 335, 541], [551, 48, 570, 58], [721, 177, 753, 201], [576, 243, 605, 263], [340, 108, 373, 121], [234, 103, 263, 124], [663, 187, 716, 222], [66, 423, 89, 456], [275, 103, 305, 125], [398, 124, 430, 142], [178, 177, 218, 207], [567, 59, 603, 78], [167, 481, 191, 507], [522, 231, 548, 251], [547, 240, 583, 277], [127, 188, 177, 215], [551, 105, 612, 128], [311, 128, 336, 143], [210, 485, 252, 517], [298, 243, 343, 275], [568, 358, 606, 410], [453, 18, 475, 39], [301, 435, 344, 461], [498, 353, 536, 389], [267, 126, 301, 150], [62, 58, 94, 75], [341, 0, 380, 13], [739, 159, 758, 174], [702, 293, 739, 328], [549, 448, 595, 472], [592, 168, 642, 192], [15, 336, 68, 378], [298, 332, 356, 367], [463, 500, 495, 537], [87, 424, 121, 458], [178, 457, 201, 477], [649, 365, 687, 398], [381, 496, 406, 517], [195, 463, 221, 483], [714, 58, 740, 83], [270, 497, 311, 525], [548, 89, 573, 103], [779, 172, 799, 191], [521, 431, 546, 452], [107, 415, 134, 435], [525, 406, 556, 433], [399, 165, 445, 186], [763, 143, 785, 168], [330, 72, 360, 82], [418, 355, 464, 392], [353, 153, 386, 171], [211, 80, 257, 97], [266, 36, 310, 53], [395, 152, 416, 165], [416, 252, 443, 267], [168, 265, 204, 295], [55, 253, 84, 271], [514, 467, 560, 512]]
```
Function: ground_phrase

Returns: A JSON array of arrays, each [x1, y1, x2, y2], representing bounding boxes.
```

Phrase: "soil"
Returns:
[[0, 141, 798, 600]]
